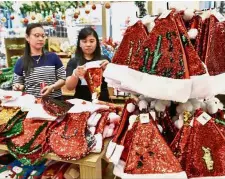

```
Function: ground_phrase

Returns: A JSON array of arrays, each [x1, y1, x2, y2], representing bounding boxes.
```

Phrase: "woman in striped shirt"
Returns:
[[13, 23, 66, 98]]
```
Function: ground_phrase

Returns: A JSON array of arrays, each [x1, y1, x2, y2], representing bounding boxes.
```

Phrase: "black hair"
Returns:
[[22, 23, 45, 76], [75, 27, 101, 65]]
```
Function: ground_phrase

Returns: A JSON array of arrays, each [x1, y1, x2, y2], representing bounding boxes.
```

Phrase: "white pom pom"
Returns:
[[184, 101, 193, 112], [128, 115, 137, 130], [155, 100, 166, 112], [174, 119, 184, 129], [190, 99, 201, 110], [150, 100, 156, 109], [176, 105, 183, 114], [180, 103, 187, 112], [161, 100, 171, 107], [126, 103, 135, 113], [108, 112, 121, 123], [129, 115, 137, 124], [138, 100, 148, 111], [207, 102, 219, 114], [157, 124, 163, 133], [188, 28, 198, 39], [183, 9, 194, 21], [213, 97, 220, 103]]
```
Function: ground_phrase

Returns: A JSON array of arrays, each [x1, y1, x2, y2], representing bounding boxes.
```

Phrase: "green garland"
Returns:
[[19, 1, 87, 15]]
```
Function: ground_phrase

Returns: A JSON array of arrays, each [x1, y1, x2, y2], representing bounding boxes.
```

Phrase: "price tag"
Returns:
[[159, 10, 172, 19], [196, 112, 211, 125], [140, 113, 150, 124]]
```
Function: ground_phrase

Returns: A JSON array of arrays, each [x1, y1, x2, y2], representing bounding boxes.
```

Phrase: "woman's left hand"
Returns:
[[41, 85, 54, 96], [100, 60, 109, 70]]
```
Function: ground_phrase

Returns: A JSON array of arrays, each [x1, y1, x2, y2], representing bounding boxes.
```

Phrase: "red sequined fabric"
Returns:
[[49, 112, 91, 160], [95, 110, 110, 134], [41, 97, 73, 117], [120, 122, 138, 162], [112, 99, 136, 143], [175, 14, 206, 76], [140, 13, 189, 79], [185, 112, 225, 178], [201, 18, 210, 62], [157, 110, 178, 144], [193, 16, 203, 57], [112, 21, 148, 69], [170, 125, 192, 170], [85, 67, 103, 96], [124, 120, 182, 174], [11, 119, 50, 150], [212, 110, 225, 136], [205, 16, 225, 75]]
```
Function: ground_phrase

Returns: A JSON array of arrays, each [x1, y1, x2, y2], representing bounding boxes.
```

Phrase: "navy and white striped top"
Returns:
[[13, 52, 66, 98]]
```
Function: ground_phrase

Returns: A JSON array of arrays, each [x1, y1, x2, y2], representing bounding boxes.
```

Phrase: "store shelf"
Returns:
[[0, 139, 110, 179]]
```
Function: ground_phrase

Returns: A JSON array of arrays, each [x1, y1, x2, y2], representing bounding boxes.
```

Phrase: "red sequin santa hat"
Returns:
[[104, 10, 192, 103], [85, 67, 103, 100], [185, 110, 225, 178]]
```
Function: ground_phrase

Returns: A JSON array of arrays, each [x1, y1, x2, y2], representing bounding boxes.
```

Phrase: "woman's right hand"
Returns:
[[13, 83, 24, 91], [73, 66, 86, 78]]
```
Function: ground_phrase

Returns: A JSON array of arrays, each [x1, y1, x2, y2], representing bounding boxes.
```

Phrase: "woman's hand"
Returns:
[[73, 66, 86, 78], [100, 60, 109, 70], [13, 83, 24, 91], [41, 85, 54, 96]]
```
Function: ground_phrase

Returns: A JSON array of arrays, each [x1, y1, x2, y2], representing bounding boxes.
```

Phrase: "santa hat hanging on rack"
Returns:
[[112, 20, 148, 68], [104, 10, 193, 103]]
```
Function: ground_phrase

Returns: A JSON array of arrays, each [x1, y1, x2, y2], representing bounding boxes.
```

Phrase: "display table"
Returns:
[[0, 139, 110, 179]]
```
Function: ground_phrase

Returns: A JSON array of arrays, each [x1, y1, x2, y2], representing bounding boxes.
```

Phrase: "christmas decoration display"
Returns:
[[104, 2, 111, 9]]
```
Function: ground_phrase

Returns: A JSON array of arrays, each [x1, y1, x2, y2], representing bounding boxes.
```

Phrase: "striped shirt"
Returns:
[[13, 52, 66, 98]]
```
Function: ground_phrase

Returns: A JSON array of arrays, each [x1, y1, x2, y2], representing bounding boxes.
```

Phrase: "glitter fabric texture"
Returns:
[[156, 110, 178, 144], [175, 14, 206, 76], [49, 112, 91, 160], [41, 97, 73, 117], [85, 67, 103, 98], [185, 111, 225, 178], [124, 120, 182, 174], [95, 110, 110, 134], [140, 12, 189, 79], [11, 119, 49, 151], [205, 16, 225, 75], [112, 21, 148, 70]]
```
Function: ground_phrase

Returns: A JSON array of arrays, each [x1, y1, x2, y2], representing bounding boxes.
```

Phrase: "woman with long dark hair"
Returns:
[[13, 23, 66, 98], [66, 27, 110, 101]]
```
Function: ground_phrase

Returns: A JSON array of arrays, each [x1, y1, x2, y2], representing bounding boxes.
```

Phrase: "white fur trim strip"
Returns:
[[91, 133, 103, 153], [106, 140, 117, 159], [89, 127, 96, 135], [122, 68, 192, 103], [113, 160, 188, 179], [88, 113, 102, 127], [109, 145, 124, 165]]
